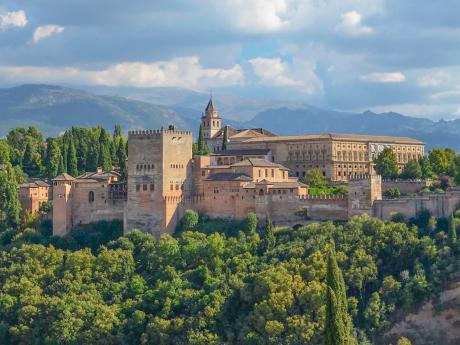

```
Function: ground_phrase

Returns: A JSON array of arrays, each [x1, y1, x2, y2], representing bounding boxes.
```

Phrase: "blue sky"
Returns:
[[1, 0, 460, 119]]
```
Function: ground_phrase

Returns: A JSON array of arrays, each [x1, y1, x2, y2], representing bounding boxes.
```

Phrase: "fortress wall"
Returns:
[[71, 184, 124, 227], [373, 189, 460, 220], [382, 179, 431, 195]]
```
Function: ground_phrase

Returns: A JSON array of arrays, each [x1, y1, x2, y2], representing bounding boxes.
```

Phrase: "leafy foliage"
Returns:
[[374, 148, 398, 179], [0, 211, 459, 344]]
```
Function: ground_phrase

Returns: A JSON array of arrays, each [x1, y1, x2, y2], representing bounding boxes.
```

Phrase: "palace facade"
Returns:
[[51, 99, 433, 238]]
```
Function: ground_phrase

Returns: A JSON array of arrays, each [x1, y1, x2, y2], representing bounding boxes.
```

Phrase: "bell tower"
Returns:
[[201, 97, 221, 139]]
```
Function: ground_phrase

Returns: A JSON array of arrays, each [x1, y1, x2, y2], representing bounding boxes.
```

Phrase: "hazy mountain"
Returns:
[[1, 84, 460, 150], [0, 84, 198, 137], [245, 106, 460, 150]]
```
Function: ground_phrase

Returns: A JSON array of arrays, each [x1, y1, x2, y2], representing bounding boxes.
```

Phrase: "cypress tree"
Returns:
[[61, 136, 68, 173], [57, 152, 65, 175], [222, 126, 228, 151], [67, 135, 78, 176], [117, 138, 127, 179], [98, 129, 112, 171], [0, 164, 20, 228], [45, 138, 62, 179], [324, 243, 353, 345], [197, 124, 205, 154], [22, 141, 40, 177], [448, 214, 457, 246]]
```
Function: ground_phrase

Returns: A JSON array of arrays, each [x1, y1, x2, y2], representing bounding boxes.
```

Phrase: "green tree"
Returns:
[[66, 135, 78, 177], [428, 148, 452, 175], [400, 159, 422, 180], [0, 140, 10, 164], [0, 164, 20, 228], [45, 138, 62, 179], [374, 148, 398, 179], [117, 138, 128, 179], [221, 126, 228, 151], [245, 212, 258, 234], [304, 168, 326, 188], [98, 129, 112, 171], [22, 140, 41, 177], [197, 124, 205, 154], [448, 214, 457, 246], [324, 243, 353, 345], [419, 156, 433, 179], [181, 209, 199, 231], [384, 188, 400, 199]]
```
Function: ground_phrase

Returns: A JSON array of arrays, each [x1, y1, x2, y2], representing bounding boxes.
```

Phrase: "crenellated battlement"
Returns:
[[128, 129, 192, 137], [300, 194, 346, 200], [348, 173, 381, 181]]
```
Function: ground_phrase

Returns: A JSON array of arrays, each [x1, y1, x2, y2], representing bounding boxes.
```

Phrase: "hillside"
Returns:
[[245, 107, 460, 150], [2, 84, 460, 150], [0, 84, 197, 136]]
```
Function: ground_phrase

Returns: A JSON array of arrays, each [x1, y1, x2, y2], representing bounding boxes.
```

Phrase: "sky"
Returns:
[[1, 0, 460, 119]]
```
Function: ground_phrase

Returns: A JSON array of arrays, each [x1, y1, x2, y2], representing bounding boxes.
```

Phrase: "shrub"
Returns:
[[384, 187, 400, 199]]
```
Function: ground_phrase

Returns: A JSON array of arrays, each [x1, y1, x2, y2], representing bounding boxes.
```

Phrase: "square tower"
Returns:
[[125, 127, 193, 237]]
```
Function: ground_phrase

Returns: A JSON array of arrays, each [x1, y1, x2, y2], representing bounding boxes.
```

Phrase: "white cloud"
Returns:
[[0, 10, 27, 29], [360, 72, 406, 83], [335, 11, 373, 37], [249, 57, 322, 94], [33, 25, 65, 43], [225, 0, 289, 32], [0, 56, 245, 90]]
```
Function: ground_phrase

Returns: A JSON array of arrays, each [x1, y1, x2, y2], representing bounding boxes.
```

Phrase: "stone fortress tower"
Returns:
[[201, 97, 221, 139], [125, 127, 193, 237], [52, 173, 75, 236]]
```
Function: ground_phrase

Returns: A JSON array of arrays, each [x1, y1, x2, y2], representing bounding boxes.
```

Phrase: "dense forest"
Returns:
[[2, 125, 460, 344], [0, 208, 459, 344], [0, 125, 127, 182]]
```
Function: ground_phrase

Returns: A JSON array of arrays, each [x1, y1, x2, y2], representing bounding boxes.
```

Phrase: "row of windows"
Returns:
[[136, 164, 154, 171], [135, 184, 155, 192], [170, 164, 184, 169], [258, 168, 277, 178], [289, 152, 327, 162]]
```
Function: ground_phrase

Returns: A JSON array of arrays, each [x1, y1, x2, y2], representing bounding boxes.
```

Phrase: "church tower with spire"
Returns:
[[201, 97, 222, 140]]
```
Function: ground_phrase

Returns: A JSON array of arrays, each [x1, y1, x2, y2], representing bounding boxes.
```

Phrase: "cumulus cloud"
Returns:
[[0, 56, 245, 89], [335, 11, 373, 37], [225, 0, 290, 32], [0, 10, 27, 29], [33, 25, 65, 43], [249, 57, 322, 94], [360, 72, 406, 83]]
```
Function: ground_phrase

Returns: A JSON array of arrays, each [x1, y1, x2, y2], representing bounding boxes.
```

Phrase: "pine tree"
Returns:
[[67, 135, 78, 176], [222, 126, 228, 151], [324, 243, 354, 345], [448, 214, 457, 246], [260, 218, 276, 253], [197, 124, 205, 154], [45, 138, 62, 179], [0, 164, 20, 228]]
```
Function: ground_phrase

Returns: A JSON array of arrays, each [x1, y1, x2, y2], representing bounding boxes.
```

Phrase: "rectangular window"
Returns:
[[143, 184, 147, 191], [136, 185, 140, 192], [150, 184, 154, 191]]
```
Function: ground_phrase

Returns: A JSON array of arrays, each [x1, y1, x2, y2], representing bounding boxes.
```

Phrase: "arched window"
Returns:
[[89, 191, 95, 203]]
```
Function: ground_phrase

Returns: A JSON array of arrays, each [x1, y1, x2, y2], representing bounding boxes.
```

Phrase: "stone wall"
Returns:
[[382, 179, 432, 195], [373, 188, 460, 220], [71, 183, 124, 227]]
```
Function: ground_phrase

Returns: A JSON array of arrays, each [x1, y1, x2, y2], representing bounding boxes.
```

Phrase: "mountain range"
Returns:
[[1, 84, 460, 150]]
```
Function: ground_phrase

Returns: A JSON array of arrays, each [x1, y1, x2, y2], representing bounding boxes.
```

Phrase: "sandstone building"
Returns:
[[19, 180, 50, 214], [52, 99, 433, 237]]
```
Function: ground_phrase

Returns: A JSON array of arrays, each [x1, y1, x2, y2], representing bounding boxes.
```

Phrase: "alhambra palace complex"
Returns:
[[19, 99, 460, 237]]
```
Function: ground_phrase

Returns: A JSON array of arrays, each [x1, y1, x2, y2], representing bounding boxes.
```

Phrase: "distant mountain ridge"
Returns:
[[1, 84, 460, 150]]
